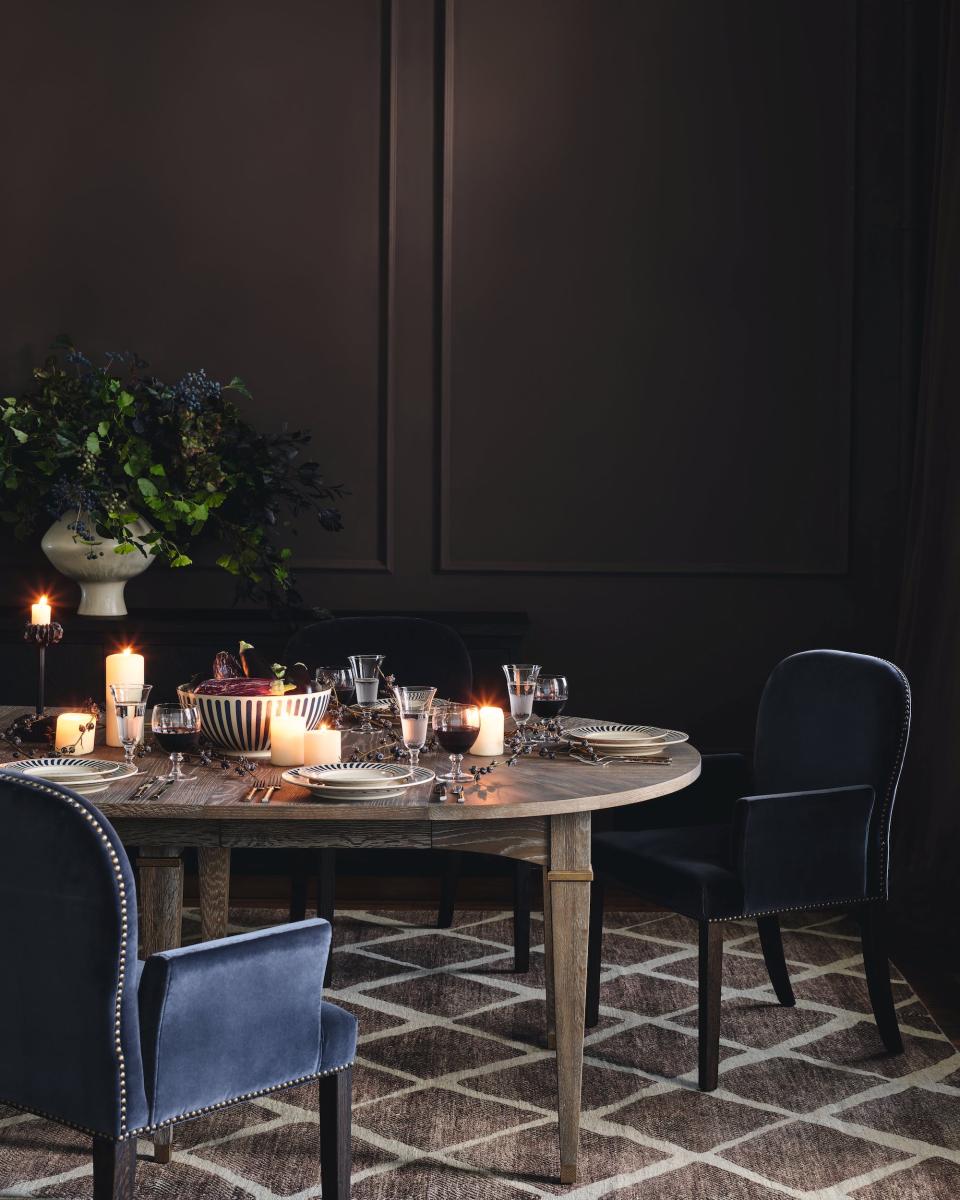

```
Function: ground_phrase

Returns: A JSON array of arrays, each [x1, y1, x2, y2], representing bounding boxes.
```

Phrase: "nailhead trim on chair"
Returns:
[[715, 659, 912, 924], [4, 777, 133, 1135]]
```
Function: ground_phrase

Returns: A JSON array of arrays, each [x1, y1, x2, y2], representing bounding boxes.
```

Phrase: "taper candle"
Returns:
[[472, 706, 505, 756], [105, 647, 145, 747], [31, 596, 52, 625]]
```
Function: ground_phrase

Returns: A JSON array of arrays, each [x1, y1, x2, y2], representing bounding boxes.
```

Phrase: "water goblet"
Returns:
[[109, 683, 152, 768], [151, 702, 202, 782], [348, 654, 385, 733], [435, 702, 481, 783], [394, 685, 437, 768], [502, 664, 541, 746]]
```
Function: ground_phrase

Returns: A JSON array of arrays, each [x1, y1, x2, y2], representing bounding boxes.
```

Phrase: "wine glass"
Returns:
[[435, 702, 481, 783], [348, 654, 385, 733], [316, 666, 355, 706], [502, 664, 541, 746], [109, 683, 152, 768], [151, 703, 202, 782], [534, 674, 569, 737], [394, 685, 436, 768]]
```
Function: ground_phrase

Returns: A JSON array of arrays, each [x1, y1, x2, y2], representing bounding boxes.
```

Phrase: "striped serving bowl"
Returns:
[[176, 688, 332, 758]]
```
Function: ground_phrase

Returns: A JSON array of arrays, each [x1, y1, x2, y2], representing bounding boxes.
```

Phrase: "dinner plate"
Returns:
[[284, 764, 435, 799], [298, 763, 413, 787], [12, 756, 125, 777], [566, 725, 689, 748]]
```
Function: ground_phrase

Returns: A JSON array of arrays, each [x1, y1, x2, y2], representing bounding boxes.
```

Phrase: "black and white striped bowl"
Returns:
[[177, 689, 332, 758]]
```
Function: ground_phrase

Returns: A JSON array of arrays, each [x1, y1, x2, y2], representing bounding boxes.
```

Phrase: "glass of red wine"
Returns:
[[151, 702, 202, 782], [435, 702, 482, 783], [534, 674, 569, 740]]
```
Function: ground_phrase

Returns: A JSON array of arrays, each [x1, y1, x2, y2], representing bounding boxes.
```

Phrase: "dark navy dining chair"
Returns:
[[0, 771, 357, 1200], [587, 650, 911, 1091], [284, 616, 530, 972]]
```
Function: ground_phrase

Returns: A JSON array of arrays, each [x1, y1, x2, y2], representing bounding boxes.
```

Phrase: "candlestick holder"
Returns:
[[7, 622, 65, 744]]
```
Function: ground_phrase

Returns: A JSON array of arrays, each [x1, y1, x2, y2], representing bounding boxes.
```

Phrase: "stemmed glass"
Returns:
[[109, 683, 152, 768], [435, 702, 481, 783], [534, 674, 569, 738], [394, 685, 436, 768], [315, 666, 355, 706], [151, 703, 202, 782], [502, 664, 541, 746], [348, 654, 385, 733]]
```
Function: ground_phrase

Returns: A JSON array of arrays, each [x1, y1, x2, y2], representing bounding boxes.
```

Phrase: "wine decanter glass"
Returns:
[[348, 654, 384, 733], [502, 664, 541, 746]]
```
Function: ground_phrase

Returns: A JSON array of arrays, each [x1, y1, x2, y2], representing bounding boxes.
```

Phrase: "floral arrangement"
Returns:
[[0, 341, 343, 603]]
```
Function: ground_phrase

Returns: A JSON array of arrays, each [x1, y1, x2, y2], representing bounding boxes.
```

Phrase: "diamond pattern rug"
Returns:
[[2, 908, 960, 1198]]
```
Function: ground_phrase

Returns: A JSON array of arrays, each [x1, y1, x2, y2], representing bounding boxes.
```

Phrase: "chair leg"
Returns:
[[92, 1135, 137, 1200], [756, 914, 795, 1006], [512, 861, 532, 972], [858, 901, 904, 1054], [153, 1126, 173, 1164], [318, 848, 336, 987], [585, 879, 604, 1028], [289, 848, 311, 923], [437, 850, 461, 928], [319, 1066, 352, 1200], [698, 921, 723, 1092]]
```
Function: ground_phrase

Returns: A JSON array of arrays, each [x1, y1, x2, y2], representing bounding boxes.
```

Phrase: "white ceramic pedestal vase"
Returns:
[[41, 514, 155, 617]]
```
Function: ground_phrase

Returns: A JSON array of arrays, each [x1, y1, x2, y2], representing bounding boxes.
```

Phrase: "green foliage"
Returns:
[[0, 344, 344, 605]]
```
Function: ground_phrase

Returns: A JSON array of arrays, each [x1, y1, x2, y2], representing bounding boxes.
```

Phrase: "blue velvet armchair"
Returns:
[[587, 650, 911, 1091], [0, 771, 357, 1200]]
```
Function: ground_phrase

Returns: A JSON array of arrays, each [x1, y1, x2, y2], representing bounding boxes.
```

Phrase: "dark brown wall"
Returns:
[[0, 0, 912, 749]]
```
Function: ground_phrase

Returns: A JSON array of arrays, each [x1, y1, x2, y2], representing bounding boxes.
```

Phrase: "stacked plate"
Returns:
[[282, 761, 435, 800], [565, 724, 688, 757], [3, 756, 138, 796]]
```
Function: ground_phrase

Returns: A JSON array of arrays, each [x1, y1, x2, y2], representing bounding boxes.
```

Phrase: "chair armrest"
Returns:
[[611, 752, 750, 832], [139, 919, 332, 1127], [733, 785, 875, 916]]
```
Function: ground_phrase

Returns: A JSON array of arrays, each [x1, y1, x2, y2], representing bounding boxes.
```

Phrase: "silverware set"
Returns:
[[569, 752, 673, 767], [245, 782, 278, 803], [127, 775, 177, 802]]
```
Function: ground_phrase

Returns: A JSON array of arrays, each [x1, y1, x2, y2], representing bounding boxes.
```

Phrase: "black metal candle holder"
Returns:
[[7, 622, 65, 745]]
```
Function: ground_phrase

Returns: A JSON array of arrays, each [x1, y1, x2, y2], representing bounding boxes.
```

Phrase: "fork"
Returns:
[[569, 752, 672, 767]]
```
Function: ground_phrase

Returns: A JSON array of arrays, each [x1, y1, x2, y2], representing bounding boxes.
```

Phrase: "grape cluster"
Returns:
[[47, 478, 100, 531], [174, 368, 222, 412]]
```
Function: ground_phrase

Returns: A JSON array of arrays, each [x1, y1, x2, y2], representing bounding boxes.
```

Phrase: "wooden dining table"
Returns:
[[0, 707, 700, 1184]]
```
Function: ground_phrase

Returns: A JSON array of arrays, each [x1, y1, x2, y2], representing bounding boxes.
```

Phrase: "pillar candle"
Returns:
[[105, 647, 145, 747], [270, 713, 306, 766], [56, 712, 96, 755], [31, 596, 52, 625], [304, 726, 341, 766], [472, 706, 505, 756]]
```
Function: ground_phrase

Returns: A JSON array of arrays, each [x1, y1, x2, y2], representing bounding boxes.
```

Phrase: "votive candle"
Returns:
[[105, 647, 145, 747], [56, 712, 96, 755], [31, 595, 52, 625], [304, 726, 341, 766], [472, 706, 505, 756], [271, 713, 306, 766]]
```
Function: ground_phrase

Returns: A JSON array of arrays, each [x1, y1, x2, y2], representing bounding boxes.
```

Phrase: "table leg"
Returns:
[[541, 864, 556, 1050], [137, 847, 184, 959], [547, 811, 592, 1186], [198, 846, 231, 941]]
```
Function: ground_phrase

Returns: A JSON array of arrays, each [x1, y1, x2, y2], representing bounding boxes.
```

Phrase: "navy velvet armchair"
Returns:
[[587, 650, 911, 1091], [0, 771, 357, 1200]]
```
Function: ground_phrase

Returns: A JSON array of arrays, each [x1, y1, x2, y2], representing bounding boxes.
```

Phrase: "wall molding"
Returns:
[[435, 0, 857, 578]]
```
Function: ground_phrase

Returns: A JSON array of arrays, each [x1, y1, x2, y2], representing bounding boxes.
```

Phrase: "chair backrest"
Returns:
[[285, 616, 474, 700], [753, 650, 911, 894], [0, 772, 148, 1138]]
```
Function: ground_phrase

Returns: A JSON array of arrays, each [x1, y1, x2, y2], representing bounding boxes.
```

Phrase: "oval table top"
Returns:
[[0, 708, 701, 823]]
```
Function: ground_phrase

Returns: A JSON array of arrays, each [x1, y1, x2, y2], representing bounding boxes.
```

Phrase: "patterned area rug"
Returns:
[[3, 908, 960, 1198]]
